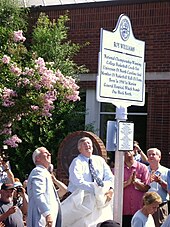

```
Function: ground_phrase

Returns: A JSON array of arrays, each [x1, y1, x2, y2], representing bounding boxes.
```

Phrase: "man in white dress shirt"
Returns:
[[62, 137, 115, 227]]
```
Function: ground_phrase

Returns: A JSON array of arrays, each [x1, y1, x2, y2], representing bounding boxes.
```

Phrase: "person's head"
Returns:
[[32, 147, 51, 168], [142, 191, 162, 215], [124, 150, 135, 163], [97, 220, 120, 227], [77, 137, 93, 158], [147, 148, 161, 165], [0, 183, 15, 203]]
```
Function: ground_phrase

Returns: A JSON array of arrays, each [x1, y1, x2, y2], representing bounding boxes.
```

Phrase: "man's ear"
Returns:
[[35, 155, 40, 163]]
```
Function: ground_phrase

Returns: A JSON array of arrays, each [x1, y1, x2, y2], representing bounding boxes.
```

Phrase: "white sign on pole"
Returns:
[[96, 14, 145, 107], [118, 121, 134, 151]]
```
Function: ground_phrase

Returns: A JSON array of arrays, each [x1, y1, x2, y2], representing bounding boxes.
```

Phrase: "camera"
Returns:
[[16, 187, 22, 193]]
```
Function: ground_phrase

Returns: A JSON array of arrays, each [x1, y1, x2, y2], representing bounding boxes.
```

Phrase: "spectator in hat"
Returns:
[[0, 183, 24, 226]]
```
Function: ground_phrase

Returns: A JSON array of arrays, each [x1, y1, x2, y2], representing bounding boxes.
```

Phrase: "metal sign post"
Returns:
[[113, 106, 127, 226], [96, 14, 145, 226]]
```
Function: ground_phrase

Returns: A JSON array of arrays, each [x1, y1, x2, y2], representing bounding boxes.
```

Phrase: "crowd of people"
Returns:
[[121, 142, 170, 227], [0, 137, 170, 227]]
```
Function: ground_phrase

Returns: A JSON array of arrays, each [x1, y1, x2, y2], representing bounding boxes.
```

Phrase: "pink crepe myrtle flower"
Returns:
[[0, 127, 12, 136], [31, 105, 39, 111], [23, 67, 35, 76], [40, 70, 58, 89], [35, 57, 46, 67], [0, 122, 12, 135], [10, 64, 22, 76], [2, 55, 11, 64], [2, 88, 18, 107], [41, 90, 57, 117], [13, 30, 26, 42], [4, 135, 22, 148], [66, 90, 81, 102]]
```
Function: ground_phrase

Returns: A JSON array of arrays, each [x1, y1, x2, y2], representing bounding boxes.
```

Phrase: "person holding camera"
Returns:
[[0, 182, 24, 226]]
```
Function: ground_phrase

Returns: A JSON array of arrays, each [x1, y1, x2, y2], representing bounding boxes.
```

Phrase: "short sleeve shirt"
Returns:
[[131, 210, 155, 227], [123, 160, 150, 215]]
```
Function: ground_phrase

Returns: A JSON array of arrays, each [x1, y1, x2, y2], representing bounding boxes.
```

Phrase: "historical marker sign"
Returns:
[[97, 14, 145, 106]]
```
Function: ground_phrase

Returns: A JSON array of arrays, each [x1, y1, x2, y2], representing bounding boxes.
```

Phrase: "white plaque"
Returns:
[[118, 121, 134, 151]]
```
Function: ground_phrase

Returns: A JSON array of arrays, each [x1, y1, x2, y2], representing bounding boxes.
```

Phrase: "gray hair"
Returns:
[[77, 137, 92, 151], [32, 148, 41, 164], [147, 148, 161, 157]]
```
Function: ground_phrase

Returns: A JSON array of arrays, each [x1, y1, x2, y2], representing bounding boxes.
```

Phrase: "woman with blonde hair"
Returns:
[[131, 191, 162, 227]]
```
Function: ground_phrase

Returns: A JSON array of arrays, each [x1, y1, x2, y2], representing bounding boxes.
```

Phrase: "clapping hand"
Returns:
[[150, 171, 161, 183]]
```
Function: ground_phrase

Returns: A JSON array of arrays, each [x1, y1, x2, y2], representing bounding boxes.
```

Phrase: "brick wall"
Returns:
[[146, 81, 170, 167]]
